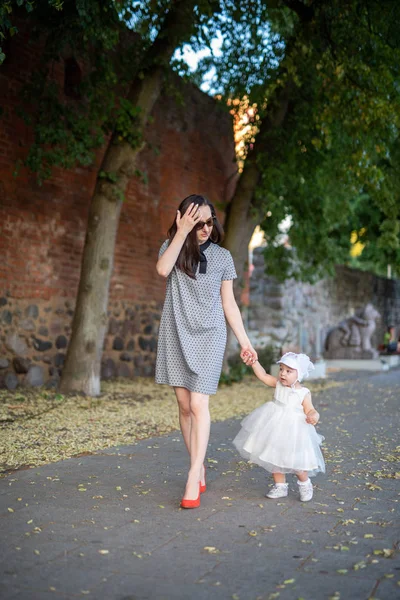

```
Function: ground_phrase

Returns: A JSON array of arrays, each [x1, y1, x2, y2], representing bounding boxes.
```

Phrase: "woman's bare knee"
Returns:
[[174, 387, 191, 417], [189, 393, 209, 417], [178, 400, 191, 417], [178, 401, 191, 418]]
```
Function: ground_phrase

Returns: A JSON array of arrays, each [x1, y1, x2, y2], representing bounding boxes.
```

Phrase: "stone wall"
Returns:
[[0, 296, 162, 390], [0, 27, 236, 389], [248, 248, 400, 358]]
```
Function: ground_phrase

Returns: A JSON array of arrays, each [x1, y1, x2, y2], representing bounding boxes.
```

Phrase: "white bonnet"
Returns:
[[276, 352, 315, 382]]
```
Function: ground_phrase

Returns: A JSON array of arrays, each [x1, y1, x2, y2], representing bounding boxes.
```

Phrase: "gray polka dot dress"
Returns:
[[156, 239, 237, 395]]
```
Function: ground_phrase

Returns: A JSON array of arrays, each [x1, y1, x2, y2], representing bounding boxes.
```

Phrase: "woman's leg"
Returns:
[[174, 387, 191, 454], [174, 387, 206, 491], [183, 391, 210, 500]]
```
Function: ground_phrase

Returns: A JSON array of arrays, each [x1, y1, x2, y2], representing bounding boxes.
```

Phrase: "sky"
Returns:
[[173, 34, 223, 94]]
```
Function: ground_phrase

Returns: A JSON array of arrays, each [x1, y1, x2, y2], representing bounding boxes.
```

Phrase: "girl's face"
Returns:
[[195, 205, 214, 244], [279, 363, 298, 386]]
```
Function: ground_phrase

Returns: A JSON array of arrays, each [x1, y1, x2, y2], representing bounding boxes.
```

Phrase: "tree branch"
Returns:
[[142, 0, 198, 71], [128, 0, 197, 126]]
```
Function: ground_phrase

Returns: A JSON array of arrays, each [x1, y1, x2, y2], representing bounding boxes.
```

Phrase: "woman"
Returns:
[[156, 194, 257, 508]]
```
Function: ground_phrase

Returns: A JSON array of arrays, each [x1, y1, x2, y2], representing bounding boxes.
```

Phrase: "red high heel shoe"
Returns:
[[180, 483, 201, 509], [200, 464, 207, 494]]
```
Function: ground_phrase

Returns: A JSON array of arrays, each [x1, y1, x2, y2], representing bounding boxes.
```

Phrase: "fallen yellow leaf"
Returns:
[[203, 546, 220, 554]]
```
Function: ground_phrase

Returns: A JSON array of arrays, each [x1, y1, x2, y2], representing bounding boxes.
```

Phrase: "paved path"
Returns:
[[1, 369, 399, 600]]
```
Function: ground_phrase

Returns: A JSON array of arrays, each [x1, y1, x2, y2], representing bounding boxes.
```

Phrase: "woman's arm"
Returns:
[[251, 361, 277, 387], [156, 202, 200, 278], [302, 392, 320, 425], [221, 279, 257, 363], [156, 231, 187, 278]]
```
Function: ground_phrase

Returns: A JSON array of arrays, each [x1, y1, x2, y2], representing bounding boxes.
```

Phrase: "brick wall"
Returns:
[[0, 29, 237, 388]]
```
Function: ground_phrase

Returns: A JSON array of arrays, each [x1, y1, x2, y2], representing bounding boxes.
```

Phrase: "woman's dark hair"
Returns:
[[167, 194, 224, 279]]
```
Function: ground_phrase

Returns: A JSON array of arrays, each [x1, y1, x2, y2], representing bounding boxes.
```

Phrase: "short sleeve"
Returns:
[[158, 240, 169, 258], [222, 251, 237, 281], [300, 388, 311, 403]]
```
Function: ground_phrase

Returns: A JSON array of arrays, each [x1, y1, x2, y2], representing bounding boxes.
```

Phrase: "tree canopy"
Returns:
[[185, 0, 400, 280], [3, 1, 399, 279], [1, 1, 221, 180]]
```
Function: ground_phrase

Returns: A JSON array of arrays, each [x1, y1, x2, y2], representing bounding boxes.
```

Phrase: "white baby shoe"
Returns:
[[266, 483, 288, 499], [298, 479, 313, 502]]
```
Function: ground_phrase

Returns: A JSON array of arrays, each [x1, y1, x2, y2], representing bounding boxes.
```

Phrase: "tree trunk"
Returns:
[[223, 154, 264, 302], [222, 79, 294, 364], [60, 0, 197, 395]]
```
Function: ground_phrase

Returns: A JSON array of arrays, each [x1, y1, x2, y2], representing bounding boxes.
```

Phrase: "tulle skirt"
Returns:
[[233, 401, 325, 477]]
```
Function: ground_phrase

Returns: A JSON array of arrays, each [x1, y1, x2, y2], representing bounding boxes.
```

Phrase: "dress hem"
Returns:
[[234, 447, 325, 477], [155, 378, 218, 396]]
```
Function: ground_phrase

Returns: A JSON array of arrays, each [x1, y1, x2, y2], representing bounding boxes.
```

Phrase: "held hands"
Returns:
[[306, 409, 319, 425], [176, 202, 201, 236], [240, 345, 258, 366]]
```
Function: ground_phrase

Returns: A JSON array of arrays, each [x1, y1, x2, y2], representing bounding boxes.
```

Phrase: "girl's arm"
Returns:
[[221, 279, 257, 363], [156, 203, 200, 278], [302, 392, 320, 425], [251, 360, 277, 387]]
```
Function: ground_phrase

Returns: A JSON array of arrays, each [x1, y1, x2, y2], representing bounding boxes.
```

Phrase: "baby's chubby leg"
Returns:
[[296, 471, 308, 483], [273, 472, 286, 484]]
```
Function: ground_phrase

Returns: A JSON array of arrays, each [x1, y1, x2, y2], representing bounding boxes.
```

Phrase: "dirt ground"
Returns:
[[0, 376, 341, 474]]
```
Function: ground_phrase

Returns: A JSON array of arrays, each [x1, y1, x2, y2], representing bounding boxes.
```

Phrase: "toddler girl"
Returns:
[[233, 352, 325, 501]]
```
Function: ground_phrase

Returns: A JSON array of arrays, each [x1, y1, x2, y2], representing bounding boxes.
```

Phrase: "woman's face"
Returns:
[[195, 205, 214, 244]]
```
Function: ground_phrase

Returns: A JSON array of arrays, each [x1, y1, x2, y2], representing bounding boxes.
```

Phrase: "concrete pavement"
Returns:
[[0, 369, 399, 600]]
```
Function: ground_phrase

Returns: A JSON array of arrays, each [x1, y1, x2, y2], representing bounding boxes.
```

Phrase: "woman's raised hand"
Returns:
[[176, 203, 201, 236]]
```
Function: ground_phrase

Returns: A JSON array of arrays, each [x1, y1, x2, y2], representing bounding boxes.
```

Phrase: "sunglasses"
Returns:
[[195, 217, 215, 230]]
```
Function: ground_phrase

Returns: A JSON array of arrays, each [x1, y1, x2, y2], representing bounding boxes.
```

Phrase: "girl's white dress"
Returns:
[[233, 381, 325, 477]]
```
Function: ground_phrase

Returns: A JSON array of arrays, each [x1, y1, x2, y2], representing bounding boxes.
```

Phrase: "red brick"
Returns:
[[0, 21, 236, 312]]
